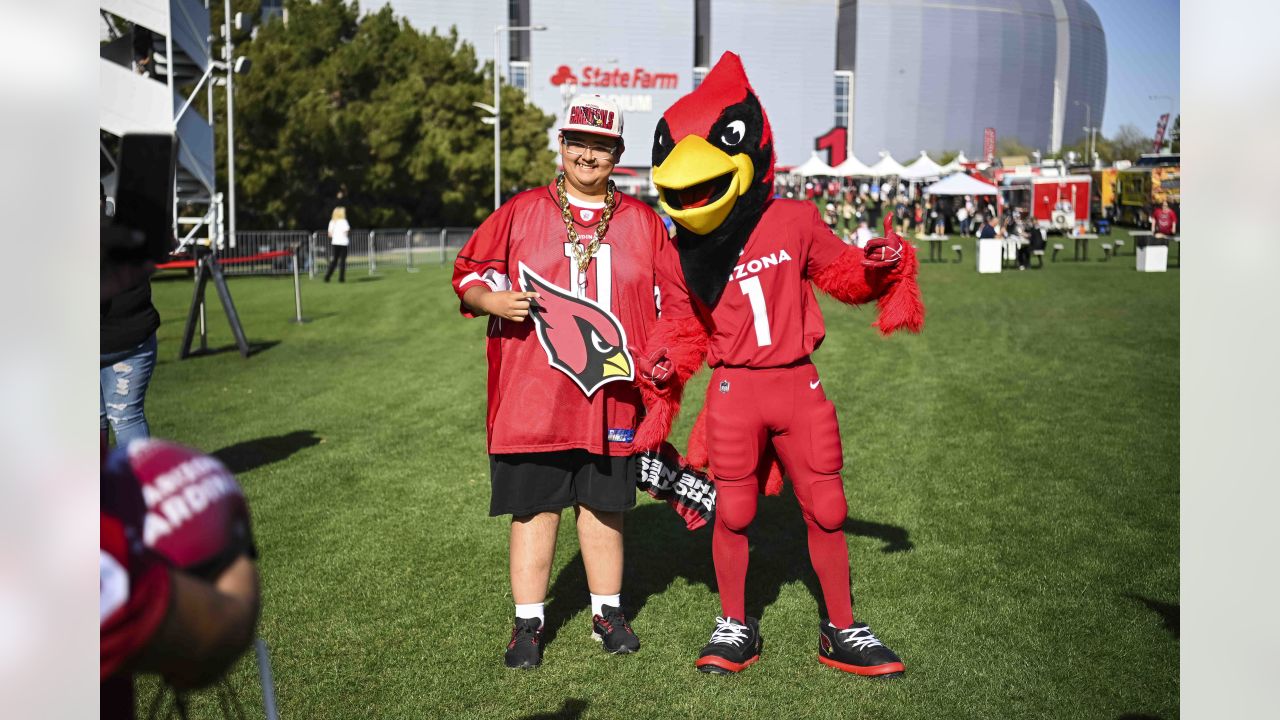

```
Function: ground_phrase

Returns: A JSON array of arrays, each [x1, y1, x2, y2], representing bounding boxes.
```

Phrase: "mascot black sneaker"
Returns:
[[817, 621, 905, 677], [695, 616, 763, 674], [504, 617, 544, 669], [592, 605, 640, 654]]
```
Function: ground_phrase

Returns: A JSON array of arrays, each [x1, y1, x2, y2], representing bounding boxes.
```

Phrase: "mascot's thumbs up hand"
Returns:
[[121, 439, 256, 581], [636, 346, 674, 388], [862, 215, 906, 268]]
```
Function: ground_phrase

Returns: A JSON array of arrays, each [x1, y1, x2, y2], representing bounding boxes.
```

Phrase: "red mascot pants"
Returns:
[[705, 361, 855, 628]]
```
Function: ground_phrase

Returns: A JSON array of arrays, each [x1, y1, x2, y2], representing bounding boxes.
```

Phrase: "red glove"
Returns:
[[863, 215, 906, 268], [635, 346, 674, 388], [124, 439, 255, 580]]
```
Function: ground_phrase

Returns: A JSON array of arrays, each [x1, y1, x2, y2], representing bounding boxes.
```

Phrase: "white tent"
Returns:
[[898, 151, 948, 181], [793, 153, 837, 177], [865, 151, 906, 178], [941, 151, 970, 174], [921, 172, 999, 196], [831, 154, 873, 177]]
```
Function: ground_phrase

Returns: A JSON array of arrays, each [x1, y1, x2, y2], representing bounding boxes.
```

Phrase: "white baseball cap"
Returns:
[[560, 94, 624, 139]]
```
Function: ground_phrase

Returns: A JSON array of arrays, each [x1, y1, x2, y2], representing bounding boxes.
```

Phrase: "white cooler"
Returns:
[[1136, 244, 1168, 272], [977, 238, 1003, 274]]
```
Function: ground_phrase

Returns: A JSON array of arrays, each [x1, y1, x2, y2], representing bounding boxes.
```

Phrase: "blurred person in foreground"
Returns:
[[101, 440, 260, 719], [451, 94, 696, 669], [101, 200, 260, 718]]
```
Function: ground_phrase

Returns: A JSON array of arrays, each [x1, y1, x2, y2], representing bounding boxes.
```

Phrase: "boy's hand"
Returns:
[[479, 290, 541, 322]]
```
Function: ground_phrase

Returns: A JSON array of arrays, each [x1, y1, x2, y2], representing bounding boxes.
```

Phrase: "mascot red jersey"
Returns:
[[636, 52, 923, 677]]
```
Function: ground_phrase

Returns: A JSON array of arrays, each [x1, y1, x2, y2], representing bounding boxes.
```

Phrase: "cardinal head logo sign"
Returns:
[[518, 263, 634, 396]]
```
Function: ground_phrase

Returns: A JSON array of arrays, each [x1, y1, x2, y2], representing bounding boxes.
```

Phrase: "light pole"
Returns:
[[1073, 100, 1095, 167], [492, 24, 547, 209], [1149, 95, 1175, 154], [222, 3, 252, 247]]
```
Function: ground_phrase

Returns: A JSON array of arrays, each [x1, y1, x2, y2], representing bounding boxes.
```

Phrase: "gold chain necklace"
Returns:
[[556, 173, 616, 291]]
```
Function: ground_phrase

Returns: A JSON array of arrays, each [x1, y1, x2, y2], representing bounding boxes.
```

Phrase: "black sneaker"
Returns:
[[592, 605, 640, 654], [504, 617, 544, 669], [817, 620, 905, 677], [695, 616, 762, 674]]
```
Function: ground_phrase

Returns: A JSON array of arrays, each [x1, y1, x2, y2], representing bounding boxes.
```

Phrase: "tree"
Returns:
[[1110, 123, 1153, 163], [1168, 114, 1180, 154], [218, 0, 556, 229], [995, 136, 1036, 162]]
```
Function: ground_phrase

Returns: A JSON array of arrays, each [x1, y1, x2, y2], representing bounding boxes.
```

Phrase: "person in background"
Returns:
[[978, 213, 1000, 240], [895, 196, 910, 235], [929, 200, 944, 235], [1151, 200, 1178, 237], [955, 199, 970, 236], [101, 183, 159, 448], [839, 197, 856, 237], [823, 202, 839, 231], [853, 219, 874, 248], [324, 205, 351, 283]]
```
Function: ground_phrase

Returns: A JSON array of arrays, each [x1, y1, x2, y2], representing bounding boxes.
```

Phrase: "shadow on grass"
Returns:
[[1117, 714, 1163, 720], [540, 486, 911, 646], [213, 430, 322, 474], [180, 340, 281, 359], [516, 698, 588, 720], [352, 275, 385, 283], [1124, 594, 1179, 640]]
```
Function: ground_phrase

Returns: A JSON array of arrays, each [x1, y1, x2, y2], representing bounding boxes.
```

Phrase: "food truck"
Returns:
[[1117, 154, 1180, 226], [999, 174, 1093, 234]]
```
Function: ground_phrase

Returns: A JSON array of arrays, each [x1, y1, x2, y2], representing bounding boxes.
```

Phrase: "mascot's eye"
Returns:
[[591, 330, 614, 354], [721, 120, 746, 147]]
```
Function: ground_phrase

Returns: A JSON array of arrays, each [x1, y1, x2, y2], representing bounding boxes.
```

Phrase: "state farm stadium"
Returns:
[[386, 0, 1106, 195]]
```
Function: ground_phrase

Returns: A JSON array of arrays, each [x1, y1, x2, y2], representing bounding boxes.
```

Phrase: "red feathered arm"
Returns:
[[811, 216, 925, 336], [633, 313, 711, 451]]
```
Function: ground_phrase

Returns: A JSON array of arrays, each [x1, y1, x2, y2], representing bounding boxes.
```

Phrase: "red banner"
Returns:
[[983, 127, 996, 162], [1152, 113, 1170, 153]]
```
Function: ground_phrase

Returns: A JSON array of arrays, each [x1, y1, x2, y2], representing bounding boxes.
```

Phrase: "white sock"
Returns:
[[514, 602, 544, 625], [591, 593, 621, 617]]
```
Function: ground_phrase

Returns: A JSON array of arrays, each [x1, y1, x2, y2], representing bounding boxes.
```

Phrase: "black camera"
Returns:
[[103, 133, 177, 264]]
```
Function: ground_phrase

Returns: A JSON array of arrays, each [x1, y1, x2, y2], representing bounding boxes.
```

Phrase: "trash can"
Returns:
[[1135, 235, 1169, 272], [977, 238, 1002, 274]]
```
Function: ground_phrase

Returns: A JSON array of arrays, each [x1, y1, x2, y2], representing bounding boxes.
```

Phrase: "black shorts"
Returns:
[[489, 450, 637, 517]]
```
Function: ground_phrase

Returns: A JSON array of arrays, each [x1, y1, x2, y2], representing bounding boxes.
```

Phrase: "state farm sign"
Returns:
[[550, 65, 679, 90]]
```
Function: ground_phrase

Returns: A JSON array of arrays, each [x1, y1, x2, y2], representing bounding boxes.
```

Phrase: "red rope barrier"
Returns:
[[156, 249, 293, 270]]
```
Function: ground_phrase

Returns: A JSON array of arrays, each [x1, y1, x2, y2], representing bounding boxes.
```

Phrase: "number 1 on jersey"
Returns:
[[739, 276, 773, 347]]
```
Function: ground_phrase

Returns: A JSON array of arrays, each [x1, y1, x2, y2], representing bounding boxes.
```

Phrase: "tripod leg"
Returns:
[[179, 262, 211, 359], [206, 258, 252, 358]]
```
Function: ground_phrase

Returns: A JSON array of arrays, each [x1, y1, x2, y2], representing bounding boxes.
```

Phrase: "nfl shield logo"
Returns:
[[579, 209, 593, 223], [719, 380, 730, 393]]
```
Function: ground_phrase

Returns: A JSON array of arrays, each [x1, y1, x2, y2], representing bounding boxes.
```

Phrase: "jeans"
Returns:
[[100, 333, 158, 447]]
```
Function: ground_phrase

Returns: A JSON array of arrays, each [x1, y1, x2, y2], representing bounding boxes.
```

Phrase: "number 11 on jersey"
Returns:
[[739, 276, 772, 347]]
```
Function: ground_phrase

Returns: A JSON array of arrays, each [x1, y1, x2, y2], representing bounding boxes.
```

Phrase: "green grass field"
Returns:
[[139, 237, 1178, 719]]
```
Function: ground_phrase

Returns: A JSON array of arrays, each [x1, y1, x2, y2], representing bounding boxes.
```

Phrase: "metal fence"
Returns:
[[214, 227, 477, 277]]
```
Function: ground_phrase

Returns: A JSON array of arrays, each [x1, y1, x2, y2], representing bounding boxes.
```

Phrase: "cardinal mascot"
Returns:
[[633, 52, 924, 676]]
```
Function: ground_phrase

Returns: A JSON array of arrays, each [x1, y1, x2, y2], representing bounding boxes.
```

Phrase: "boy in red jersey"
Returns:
[[641, 52, 923, 677], [453, 95, 695, 668]]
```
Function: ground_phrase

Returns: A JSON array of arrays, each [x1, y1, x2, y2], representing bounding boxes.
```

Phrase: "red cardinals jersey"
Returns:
[[1153, 207, 1177, 234], [699, 200, 845, 368], [454, 181, 692, 456], [101, 450, 172, 716]]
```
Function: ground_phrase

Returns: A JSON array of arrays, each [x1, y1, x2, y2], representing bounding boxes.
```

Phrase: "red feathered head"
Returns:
[[652, 52, 776, 306], [518, 263, 634, 397]]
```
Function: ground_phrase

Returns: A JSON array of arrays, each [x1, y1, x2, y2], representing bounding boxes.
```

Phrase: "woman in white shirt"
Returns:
[[325, 206, 351, 283]]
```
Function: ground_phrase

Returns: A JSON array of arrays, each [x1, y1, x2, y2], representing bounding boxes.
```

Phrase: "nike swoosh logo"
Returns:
[[809, 379, 821, 389]]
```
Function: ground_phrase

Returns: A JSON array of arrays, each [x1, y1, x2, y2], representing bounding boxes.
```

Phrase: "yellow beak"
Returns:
[[602, 351, 631, 378], [652, 135, 755, 236]]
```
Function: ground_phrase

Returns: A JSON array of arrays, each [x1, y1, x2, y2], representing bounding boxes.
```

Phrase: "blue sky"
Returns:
[[1090, 0, 1180, 137]]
